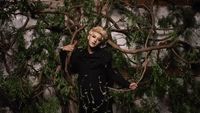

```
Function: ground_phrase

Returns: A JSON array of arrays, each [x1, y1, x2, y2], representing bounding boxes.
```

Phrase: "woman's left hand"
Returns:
[[129, 82, 138, 90]]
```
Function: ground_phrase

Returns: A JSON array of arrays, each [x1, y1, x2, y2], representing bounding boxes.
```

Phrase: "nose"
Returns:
[[94, 38, 97, 42]]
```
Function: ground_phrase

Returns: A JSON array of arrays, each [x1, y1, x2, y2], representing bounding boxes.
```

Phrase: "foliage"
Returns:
[[37, 97, 60, 113], [0, 76, 33, 102], [0, 0, 200, 113]]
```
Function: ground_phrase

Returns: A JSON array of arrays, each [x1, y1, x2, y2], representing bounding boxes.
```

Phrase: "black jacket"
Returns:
[[59, 47, 130, 113]]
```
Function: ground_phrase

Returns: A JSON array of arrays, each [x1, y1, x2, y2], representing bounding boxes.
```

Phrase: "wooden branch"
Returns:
[[100, 13, 120, 29], [137, 17, 152, 84], [62, 25, 86, 87], [67, 25, 86, 64], [70, 25, 86, 44], [107, 39, 177, 54], [108, 87, 133, 92], [137, 55, 149, 84], [172, 48, 200, 64], [124, 53, 138, 65]]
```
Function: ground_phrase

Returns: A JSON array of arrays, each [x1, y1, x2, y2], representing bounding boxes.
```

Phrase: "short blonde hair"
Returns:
[[89, 26, 108, 40]]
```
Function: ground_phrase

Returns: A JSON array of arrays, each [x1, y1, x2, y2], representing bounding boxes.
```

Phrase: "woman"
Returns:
[[60, 26, 137, 113]]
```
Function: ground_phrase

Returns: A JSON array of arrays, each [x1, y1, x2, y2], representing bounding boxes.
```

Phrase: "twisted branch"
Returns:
[[107, 39, 177, 54]]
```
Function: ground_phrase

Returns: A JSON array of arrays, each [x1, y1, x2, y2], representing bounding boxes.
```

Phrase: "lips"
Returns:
[[91, 42, 96, 46]]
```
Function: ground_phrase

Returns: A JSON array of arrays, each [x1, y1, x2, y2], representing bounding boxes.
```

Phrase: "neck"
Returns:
[[87, 45, 100, 54], [87, 46, 94, 54]]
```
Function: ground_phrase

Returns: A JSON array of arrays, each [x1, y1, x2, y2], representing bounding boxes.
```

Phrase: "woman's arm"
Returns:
[[105, 52, 137, 90], [59, 41, 78, 74]]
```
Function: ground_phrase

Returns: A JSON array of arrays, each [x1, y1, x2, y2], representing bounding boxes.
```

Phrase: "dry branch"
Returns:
[[107, 39, 177, 54]]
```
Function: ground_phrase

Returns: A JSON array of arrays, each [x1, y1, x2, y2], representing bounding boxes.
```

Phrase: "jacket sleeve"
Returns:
[[59, 49, 78, 74], [105, 52, 130, 88], [59, 49, 67, 71]]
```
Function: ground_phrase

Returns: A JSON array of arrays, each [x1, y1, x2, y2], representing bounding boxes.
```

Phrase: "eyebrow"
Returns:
[[96, 33, 103, 40], [90, 32, 103, 40]]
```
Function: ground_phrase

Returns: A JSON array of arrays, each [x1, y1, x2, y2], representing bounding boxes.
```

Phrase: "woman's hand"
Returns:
[[129, 82, 138, 90], [62, 41, 78, 52]]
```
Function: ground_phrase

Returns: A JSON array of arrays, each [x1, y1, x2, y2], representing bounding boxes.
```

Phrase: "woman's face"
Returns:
[[87, 31, 103, 48]]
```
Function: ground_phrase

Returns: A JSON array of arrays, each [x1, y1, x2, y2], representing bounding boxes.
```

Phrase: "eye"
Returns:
[[92, 35, 96, 38]]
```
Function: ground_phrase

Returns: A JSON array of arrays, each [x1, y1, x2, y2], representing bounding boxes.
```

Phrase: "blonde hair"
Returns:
[[89, 26, 108, 40]]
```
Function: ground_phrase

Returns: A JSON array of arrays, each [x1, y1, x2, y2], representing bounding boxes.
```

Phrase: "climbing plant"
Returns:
[[0, 0, 200, 113]]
